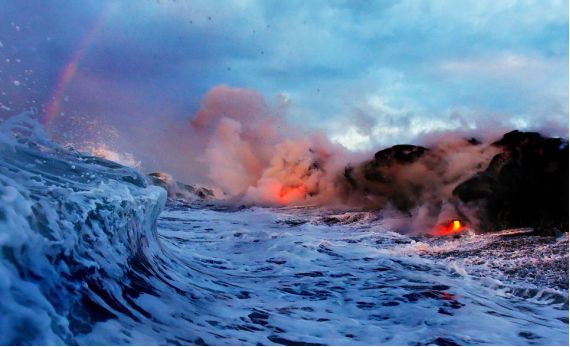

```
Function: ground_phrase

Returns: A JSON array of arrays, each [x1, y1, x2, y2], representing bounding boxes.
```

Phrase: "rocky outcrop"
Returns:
[[373, 144, 429, 166], [343, 131, 568, 233], [343, 145, 431, 210], [147, 172, 215, 201], [453, 131, 569, 231]]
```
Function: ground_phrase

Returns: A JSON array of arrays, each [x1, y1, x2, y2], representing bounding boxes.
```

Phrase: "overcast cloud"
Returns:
[[0, 0, 567, 157]]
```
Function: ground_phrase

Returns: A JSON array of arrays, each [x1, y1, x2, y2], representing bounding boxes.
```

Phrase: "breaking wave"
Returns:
[[0, 113, 167, 344]]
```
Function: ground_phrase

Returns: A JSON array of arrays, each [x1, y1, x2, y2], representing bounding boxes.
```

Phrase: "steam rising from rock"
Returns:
[[191, 85, 348, 205], [180, 85, 568, 234], [187, 86, 499, 212]]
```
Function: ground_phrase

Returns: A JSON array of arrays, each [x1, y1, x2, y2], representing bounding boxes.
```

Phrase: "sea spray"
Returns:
[[0, 113, 166, 344]]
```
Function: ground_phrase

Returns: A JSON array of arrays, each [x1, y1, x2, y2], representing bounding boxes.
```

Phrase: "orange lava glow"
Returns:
[[278, 185, 306, 204], [452, 220, 461, 231], [431, 219, 465, 236], [439, 292, 456, 301]]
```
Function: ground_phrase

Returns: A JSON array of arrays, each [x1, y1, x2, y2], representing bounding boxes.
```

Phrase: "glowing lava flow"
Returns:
[[432, 219, 465, 236], [452, 220, 461, 231], [278, 185, 306, 205]]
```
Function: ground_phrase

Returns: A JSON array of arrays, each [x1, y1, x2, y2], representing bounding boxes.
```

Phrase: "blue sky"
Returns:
[[0, 0, 568, 153]]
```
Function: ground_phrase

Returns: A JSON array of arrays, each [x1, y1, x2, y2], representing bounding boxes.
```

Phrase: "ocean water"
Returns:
[[0, 114, 568, 345]]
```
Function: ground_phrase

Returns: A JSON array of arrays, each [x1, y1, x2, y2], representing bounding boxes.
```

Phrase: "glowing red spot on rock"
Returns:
[[440, 292, 456, 301], [451, 220, 461, 232], [431, 219, 465, 236]]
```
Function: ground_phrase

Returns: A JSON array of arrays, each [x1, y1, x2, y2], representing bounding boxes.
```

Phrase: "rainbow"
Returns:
[[43, 4, 116, 128]]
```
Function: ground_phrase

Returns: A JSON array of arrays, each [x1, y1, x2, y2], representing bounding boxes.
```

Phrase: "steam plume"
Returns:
[[190, 85, 348, 205]]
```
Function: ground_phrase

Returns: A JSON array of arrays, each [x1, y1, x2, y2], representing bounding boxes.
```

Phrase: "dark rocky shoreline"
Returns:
[[454, 130, 569, 232], [345, 130, 569, 233]]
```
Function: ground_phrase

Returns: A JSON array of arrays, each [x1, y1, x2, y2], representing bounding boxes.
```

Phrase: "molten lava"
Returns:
[[452, 220, 461, 232], [431, 219, 465, 236], [278, 185, 306, 204]]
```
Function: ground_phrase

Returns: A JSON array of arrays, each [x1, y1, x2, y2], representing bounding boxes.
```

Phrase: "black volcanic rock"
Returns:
[[467, 137, 482, 145], [373, 145, 428, 166], [453, 131, 569, 232], [363, 145, 428, 185], [148, 172, 214, 201], [342, 131, 568, 233], [343, 144, 431, 210]]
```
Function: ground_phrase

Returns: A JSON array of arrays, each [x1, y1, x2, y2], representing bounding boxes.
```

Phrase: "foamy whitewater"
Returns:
[[0, 114, 568, 345]]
